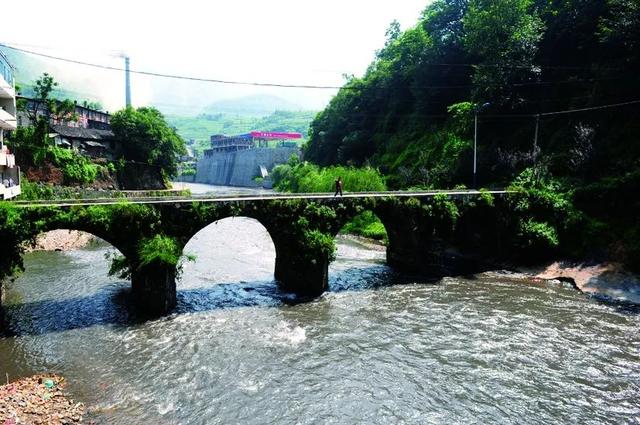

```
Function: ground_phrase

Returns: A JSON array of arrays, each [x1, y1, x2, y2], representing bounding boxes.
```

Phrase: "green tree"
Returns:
[[11, 73, 77, 163], [110, 107, 187, 178], [464, 0, 545, 105]]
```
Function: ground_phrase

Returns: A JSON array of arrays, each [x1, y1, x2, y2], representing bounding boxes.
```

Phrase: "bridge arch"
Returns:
[[179, 216, 278, 287], [328, 199, 438, 276], [21, 227, 134, 279], [330, 205, 400, 264], [30, 224, 132, 259], [1, 228, 133, 333]]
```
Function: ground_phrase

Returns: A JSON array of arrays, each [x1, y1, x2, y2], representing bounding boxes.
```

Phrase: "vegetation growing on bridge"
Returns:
[[1, 190, 632, 314]]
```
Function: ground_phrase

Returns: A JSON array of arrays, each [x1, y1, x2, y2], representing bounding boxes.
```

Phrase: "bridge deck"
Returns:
[[9, 190, 512, 208]]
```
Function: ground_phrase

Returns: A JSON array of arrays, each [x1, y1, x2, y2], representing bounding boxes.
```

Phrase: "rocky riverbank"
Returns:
[[26, 230, 97, 252], [0, 374, 85, 424], [525, 261, 640, 304]]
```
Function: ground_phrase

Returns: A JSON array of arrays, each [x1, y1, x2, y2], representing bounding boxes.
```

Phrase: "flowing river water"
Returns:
[[1, 185, 639, 424]]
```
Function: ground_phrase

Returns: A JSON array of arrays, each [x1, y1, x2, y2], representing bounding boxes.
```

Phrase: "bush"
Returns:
[[48, 147, 99, 185], [19, 180, 57, 200], [341, 211, 388, 241], [272, 160, 386, 193], [138, 234, 195, 273], [516, 219, 559, 261]]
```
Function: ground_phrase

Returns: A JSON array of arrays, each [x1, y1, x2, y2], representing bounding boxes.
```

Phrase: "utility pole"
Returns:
[[534, 114, 539, 153], [473, 111, 478, 189], [533, 113, 540, 182], [125, 56, 131, 107], [473, 102, 490, 189]]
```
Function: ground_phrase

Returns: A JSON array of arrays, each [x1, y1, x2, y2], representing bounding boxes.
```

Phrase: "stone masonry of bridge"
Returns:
[[1, 192, 510, 318]]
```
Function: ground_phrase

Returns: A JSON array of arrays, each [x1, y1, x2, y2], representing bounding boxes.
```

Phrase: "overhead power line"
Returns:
[[476, 99, 640, 119], [0, 43, 347, 90], [3, 42, 637, 120], [3, 41, 623, 72], [0, 42, 627, 92], [538, 99, 640, 116]]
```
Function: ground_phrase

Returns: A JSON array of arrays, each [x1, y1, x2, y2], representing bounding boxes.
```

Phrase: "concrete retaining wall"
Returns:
[[195, 147, 300, 187]]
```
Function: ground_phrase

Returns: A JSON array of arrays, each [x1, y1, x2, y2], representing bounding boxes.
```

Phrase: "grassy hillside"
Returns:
[[202, 94, 303, 116]]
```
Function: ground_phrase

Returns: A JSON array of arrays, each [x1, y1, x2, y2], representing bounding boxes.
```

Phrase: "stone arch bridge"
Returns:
[[3, 191, 510, 316]]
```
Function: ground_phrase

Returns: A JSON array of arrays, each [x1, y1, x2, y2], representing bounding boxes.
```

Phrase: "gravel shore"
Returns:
[[0, 374, 85, 424]]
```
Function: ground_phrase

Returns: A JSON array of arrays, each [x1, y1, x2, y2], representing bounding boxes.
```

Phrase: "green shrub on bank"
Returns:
[[19, 180, 57, 200], [507, 166, 578, 261], [340, 211, 388, 241], [49, 147, 99, 185], [517, 219, 559, 257], [272, 158, 386, 193]]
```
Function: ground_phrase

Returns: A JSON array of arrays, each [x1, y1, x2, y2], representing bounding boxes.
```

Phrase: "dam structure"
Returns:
[[194, 131, 301, 187]]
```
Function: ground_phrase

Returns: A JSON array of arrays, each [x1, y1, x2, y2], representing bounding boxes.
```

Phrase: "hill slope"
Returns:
[[202, 94, 303, 116]]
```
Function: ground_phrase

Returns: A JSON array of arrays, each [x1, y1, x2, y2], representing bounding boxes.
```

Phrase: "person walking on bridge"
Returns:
[[334, 177, 343, 197]]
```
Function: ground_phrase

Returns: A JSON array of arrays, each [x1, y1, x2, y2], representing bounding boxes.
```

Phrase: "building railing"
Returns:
[[0, 51, 13, 86]]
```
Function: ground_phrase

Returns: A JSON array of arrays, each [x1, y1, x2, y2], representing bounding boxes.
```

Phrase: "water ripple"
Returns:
[[0, 220, 638, 424]]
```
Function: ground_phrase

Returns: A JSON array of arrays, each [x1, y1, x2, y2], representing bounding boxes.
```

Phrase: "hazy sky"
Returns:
[[0, 0, 430, 113]]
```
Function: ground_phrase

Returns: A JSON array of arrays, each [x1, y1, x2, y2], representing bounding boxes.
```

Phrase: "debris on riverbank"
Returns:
[[0, 374, 85, 424], [528, 261, 640, 304], [25, 230, 97, 252]]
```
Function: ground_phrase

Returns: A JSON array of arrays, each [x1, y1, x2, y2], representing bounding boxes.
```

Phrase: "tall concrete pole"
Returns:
[[473, 111, 478, 189], [125, 56, 131, 107], [534, 114, 540, 152], [472, 102, 490, 189]]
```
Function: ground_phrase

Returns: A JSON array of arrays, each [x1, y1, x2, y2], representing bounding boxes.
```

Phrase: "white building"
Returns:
[[0, 51, 20, 200]]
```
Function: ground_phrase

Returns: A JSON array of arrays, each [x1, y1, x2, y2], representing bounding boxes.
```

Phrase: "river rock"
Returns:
[[532, 261, 640, 303]]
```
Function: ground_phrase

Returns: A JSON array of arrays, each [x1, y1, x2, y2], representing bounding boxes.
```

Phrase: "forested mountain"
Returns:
[[305, 0, 639, 189]]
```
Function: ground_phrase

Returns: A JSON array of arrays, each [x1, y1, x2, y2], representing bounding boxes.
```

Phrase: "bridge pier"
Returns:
[[377, 205, 444, 275], [274, 248, 329, 297], [387, 236, 442, 274], [131, 262, 177, 316]]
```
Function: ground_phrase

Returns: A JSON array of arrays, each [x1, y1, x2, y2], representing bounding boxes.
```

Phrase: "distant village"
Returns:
[[0, 50, 303, 199]]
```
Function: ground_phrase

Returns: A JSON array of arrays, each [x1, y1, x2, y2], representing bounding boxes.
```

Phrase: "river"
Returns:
[[1, 187, 639, 424]]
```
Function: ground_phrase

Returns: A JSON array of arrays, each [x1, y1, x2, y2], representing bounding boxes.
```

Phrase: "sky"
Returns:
[[0, 0, 430, 114]]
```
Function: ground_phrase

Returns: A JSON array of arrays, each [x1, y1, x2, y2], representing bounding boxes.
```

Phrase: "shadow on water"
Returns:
[[4, 264, 636, 337], [587, 292, 640, 314], [1, 265, 424, 337]]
